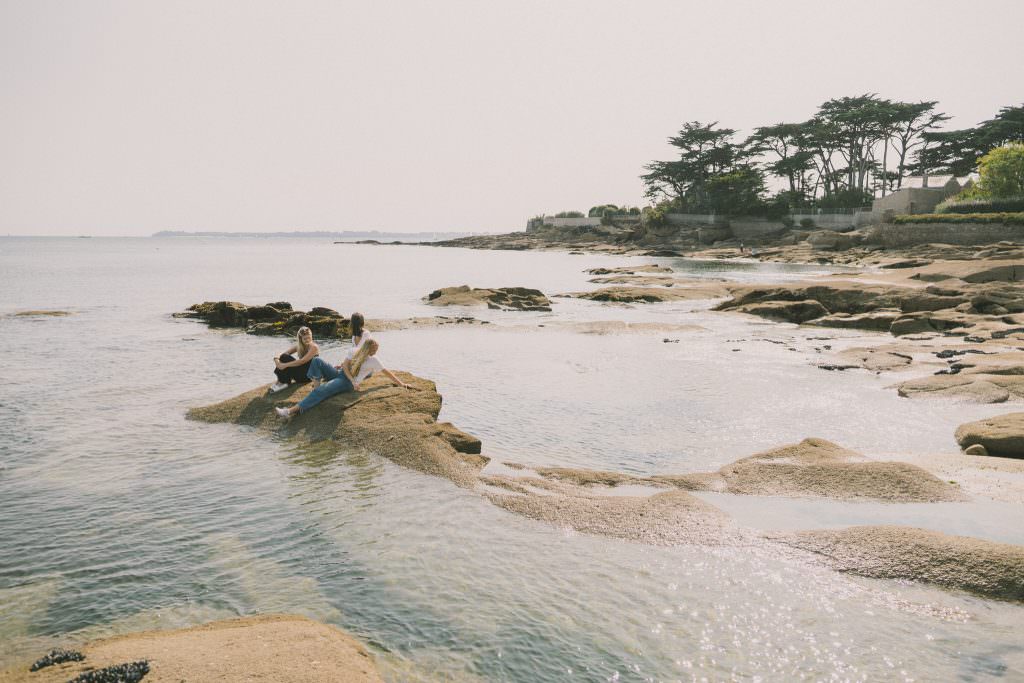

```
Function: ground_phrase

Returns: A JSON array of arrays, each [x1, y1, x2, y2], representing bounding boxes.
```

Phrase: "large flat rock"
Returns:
[[187, 373, 487, 487], [778, 526, 1024, 601], [955, 412, 1024, 458], [2, 615, 382, 683]]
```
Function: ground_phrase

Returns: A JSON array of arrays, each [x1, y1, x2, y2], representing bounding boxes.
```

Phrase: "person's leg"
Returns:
[[294, 374, 354, 413], [274, 354, 296, 383], [306, 357, 340, 383], [286, 360, 313, 384]]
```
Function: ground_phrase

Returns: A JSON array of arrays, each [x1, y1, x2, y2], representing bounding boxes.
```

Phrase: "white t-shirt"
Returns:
[[345, 333, 371, 361], [351, 356, 383, 386]]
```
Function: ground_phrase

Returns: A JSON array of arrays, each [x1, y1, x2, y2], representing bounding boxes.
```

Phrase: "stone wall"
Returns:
[[870, 222, 1024, 247], [729, 218, 786, 239], [871, 187, 948, 216], [665, 213, 723, 226], [791, 212, 875, 230]]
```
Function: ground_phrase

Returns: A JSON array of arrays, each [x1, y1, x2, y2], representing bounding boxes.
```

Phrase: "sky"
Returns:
[[2, 0, 1023, 236]]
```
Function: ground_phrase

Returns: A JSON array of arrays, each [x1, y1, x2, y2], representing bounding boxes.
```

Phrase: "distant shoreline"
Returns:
[[151, 229, 481, 241]]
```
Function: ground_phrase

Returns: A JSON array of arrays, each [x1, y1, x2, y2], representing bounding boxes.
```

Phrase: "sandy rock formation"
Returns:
[[895, 369, 1024, 403], [2, 615, 382, 683], [485, 486, 739, 546], [584, 265, 673, 275], [556, 284, 728, 303], [666, 438, 963, 502], [778, 526, 1024, 602], [424, 286, 552, 311], [728, 299, 829, 323], [533, 439, 962, 503], [187, 373, 487, 487], [955, 412, 1024, 458]]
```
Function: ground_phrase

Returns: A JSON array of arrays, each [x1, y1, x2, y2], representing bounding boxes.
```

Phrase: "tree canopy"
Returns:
[[642, 97, 1021, 215]]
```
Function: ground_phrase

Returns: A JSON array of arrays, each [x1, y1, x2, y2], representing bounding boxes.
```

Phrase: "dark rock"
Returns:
[[30, 648, 85, 671], [69, 661, 149, 683], [176, 302, 351, 339]]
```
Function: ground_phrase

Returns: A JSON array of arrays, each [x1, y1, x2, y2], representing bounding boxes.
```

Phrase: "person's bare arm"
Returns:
[[381, 367, 409, 389], [274, 345, 299, 369]]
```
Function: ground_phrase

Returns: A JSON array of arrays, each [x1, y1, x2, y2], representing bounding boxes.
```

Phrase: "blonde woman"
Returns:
[[275, 338, 408, 418], [269, 326, 319, 393]]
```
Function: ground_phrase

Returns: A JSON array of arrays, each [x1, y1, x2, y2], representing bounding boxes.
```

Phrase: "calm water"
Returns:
[[1, 237, 1022, 681]]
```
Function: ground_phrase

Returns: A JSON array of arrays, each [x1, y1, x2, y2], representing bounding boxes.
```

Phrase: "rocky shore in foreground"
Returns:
[[4, 615, 382, 683]]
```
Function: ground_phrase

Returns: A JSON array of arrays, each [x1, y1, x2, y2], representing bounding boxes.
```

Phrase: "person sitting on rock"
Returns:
[[275, 338, 408, 418], [269, 326, 319, 393]]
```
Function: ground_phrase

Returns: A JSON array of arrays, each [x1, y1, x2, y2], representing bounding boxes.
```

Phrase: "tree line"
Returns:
[[641, 96, 1024, 216]]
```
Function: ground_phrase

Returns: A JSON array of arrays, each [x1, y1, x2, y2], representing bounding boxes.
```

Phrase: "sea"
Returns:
[[1, 236, 1022, 681]]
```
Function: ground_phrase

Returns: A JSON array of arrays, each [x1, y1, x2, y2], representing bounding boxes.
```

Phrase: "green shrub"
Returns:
[[642, 205, 667, 228], [553, 211, 585, 218], [936, 196, 1024, 214], [799, 217, 815, 228], [781, 216, 795, 228], [892, 212, 1024, 226], [977, 143, 1024, 198]]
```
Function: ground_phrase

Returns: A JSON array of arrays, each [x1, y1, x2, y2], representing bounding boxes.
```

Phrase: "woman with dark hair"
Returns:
[[269, 326, 319, 393]]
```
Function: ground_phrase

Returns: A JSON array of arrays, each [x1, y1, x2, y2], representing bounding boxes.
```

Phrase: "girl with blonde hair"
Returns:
[[269, 326, 319, 392], [275, 336, 408, 418]]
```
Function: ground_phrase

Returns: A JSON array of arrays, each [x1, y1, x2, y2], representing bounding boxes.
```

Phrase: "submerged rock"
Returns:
[[10, 310, 72, 317], [778, 526, 1024, 601], [486, 487, 740, 546], [424, 285, 552, 311]]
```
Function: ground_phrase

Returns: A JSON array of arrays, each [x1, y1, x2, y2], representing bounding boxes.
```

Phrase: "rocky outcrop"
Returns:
[[175, 301, 352, 338], [556, 285, 728, 303], [895, 372, 1024, 403], [662, 438, 963, 503], [778, 526, 1024, 602], [424, 286, 552, 311], [533, 438, 963, 503], [955, 412, 1024, 458], [187, 373, 487, 487], [2, 615, 382, 683], [584, 265, 673, 275], [728, 300, 829, 323]]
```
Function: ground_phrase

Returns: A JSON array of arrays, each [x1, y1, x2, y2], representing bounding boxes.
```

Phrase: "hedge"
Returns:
[[892, 212, 1024, 226], [935, 196, 1024, 214]]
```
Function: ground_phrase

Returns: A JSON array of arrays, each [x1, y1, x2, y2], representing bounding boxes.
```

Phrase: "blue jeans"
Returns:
[[298, 357, 354, 412]]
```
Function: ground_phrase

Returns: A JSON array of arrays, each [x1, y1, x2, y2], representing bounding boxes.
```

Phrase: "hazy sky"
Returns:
[[2, 0, 1022, 236]]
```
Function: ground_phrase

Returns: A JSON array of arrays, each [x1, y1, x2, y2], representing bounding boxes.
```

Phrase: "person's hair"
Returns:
[[350, 312, 365, 340], [349, 338, 379, 378], [295, 326, 313, 358]]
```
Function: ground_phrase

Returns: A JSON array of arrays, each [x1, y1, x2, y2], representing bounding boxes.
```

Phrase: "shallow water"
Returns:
[[1, 237, 1022, 680]]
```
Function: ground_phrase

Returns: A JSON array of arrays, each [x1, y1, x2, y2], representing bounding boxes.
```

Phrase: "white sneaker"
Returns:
[[269, 382, 288, 393], [274, 406, 292, 418]]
